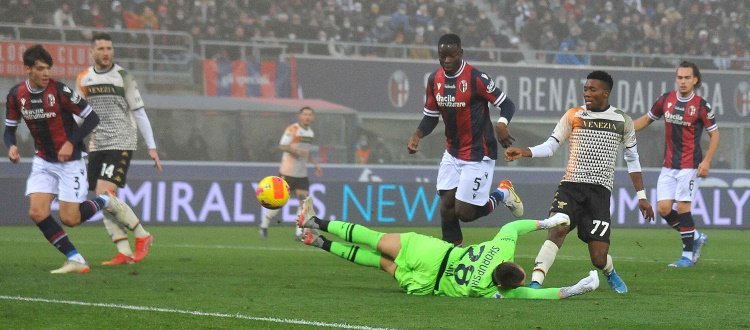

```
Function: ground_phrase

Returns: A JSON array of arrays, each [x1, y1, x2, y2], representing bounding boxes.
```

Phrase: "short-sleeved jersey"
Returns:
[[550, 105, 637, 191], [279, 123, 315, 178], [436, 233, 517, 298], [76, 63, 145, 151], [423, 61, 507, 161], [647, 91, 718, 169], [5, 80, 92, 162]]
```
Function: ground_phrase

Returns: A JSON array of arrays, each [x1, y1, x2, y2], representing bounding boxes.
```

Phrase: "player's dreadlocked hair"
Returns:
[[492, 262, 525, 290], [678, 60, 702, 90], [587, 70, 614, 91], [438, 33, 461, 49], [23, 45, 53, 68]]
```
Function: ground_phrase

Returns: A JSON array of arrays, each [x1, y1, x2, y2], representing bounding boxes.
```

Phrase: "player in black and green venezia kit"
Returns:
[[296, 197, 599, 299]]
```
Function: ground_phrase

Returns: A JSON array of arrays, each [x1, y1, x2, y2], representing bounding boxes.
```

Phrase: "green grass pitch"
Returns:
[[1, 225, 748, 329]]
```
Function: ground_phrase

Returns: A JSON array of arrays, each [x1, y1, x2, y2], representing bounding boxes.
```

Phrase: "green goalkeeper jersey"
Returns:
[[434, 220, 562, 299]]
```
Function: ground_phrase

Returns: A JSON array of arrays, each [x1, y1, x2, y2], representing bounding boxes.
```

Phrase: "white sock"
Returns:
[[603, 254, 614, 276], [132, 224, 150, 238], [115, 239, 134, 257], [497, 187, 509, 202], [68, 253, 87, 264], [262, 209, 281, 228], [98, 194, 111, 206], [103, 214, 132, 256], [531, 240, 559, 284], [682, 251, 694, 260]]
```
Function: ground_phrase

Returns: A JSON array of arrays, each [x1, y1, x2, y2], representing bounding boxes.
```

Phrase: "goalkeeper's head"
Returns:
[[492, 261, 526, 289]]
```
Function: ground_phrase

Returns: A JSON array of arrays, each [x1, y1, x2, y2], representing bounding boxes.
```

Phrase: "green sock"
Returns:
[[325, 222, 385, 250], [326, 241, 382, 268]]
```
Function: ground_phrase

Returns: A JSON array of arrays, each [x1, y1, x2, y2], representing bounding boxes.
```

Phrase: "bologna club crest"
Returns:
[[735, 81, 750, 117], [388, 70, 409, 108]]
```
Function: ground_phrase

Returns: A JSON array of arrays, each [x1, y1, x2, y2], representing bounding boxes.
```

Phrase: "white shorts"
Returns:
[[26, 156, 89, 203], [436, 151, 495, 206], [656, 167, 701, 202]]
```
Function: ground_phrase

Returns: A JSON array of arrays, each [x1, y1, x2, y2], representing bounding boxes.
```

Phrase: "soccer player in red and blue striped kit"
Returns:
[[634, 61, 719, 267], [407, 34, 523, 246], [4, 45, 138, 273]]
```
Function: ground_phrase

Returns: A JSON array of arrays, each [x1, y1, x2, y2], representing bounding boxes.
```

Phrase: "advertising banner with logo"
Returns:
[[294, 57, 750, 121], [2, 162, 748, 228], [202, 58, 297, 98], [0, 41, 90, 78]]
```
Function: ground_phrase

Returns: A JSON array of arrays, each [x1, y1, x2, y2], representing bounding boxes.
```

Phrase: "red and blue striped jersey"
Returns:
[[647, 91, 718, 169], [5, 79, 92, 162], [423, 61, 507, 161]]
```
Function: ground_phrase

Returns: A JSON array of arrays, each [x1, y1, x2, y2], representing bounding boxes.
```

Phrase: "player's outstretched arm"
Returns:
[[495, 270, 599, 299], [633, 114, 654, 131]]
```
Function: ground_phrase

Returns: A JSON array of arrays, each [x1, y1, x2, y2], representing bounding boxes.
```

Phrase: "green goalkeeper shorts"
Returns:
[[394, 232, 453, 295]]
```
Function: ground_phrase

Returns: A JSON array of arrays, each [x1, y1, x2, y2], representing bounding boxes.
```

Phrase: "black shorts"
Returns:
[[549, 182, 612, 243], [87, 150, 133, 190], [279, 174, 309, 192]]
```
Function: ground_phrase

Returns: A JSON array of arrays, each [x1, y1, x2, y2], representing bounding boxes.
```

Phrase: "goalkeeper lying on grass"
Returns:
[[297, 197, 598, 299]]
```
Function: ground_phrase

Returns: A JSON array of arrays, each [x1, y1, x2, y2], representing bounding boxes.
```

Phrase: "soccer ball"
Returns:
[[255, 176, 291, 210]]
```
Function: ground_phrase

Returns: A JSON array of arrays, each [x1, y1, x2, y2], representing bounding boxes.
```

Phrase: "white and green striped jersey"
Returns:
[[76, 64, 145, 151], [551, 105, 637, 191]]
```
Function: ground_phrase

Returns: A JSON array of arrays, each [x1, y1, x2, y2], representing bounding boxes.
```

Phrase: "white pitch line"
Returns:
[[0, 295, 395, 330]]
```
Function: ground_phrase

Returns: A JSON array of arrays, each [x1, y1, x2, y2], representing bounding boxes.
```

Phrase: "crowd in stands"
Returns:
[[2, 0, 749, 69]]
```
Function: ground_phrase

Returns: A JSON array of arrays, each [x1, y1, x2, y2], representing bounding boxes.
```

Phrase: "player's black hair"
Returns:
[[299, 106, 314, 113], [678, 60, 702, 90], [492, 262, 525, 290], [586, 70, 613, 91], [23, 44, 53, 68], [91, 31, 112, 44], [438, 33, 461, 49]]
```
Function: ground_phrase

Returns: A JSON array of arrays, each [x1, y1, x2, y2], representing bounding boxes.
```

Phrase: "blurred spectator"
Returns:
[[370, 17, 393, 43], [187, 132, 211, 161], [500, 36, 524, 63], [384, 33, 406, 58], [355, 134, 371, 164], [462, 22, 482, 48], [107, 1, 126, 30], [53, 1, 76, 28], [309, 30, 330, 55], [270, 13, 292, 40], [408, 33, 432, 59], [370, 137, 392, 164], [432, 6, 452, 32], [10, 0, 750, 71], [475, 36, 497, 62], [141, 6, 159, 30], [413, 4, 432, 29], [538, 25, 559, 55], [578, 15, 599, 43], [172, 7, 190, 32], [83, 2, 106, 29], [14, 0, 36, 24], [519, 9, 543, 48], [123, 6, 145, 29], [554, 39, 589, 65], [390, 3, 411, 35]]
